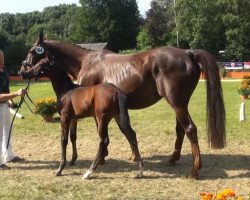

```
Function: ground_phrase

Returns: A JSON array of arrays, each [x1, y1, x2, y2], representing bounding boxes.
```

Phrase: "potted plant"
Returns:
[[219, 66, 227, 79], [34, 97, 57, 122], [238, 76, 250, 99]]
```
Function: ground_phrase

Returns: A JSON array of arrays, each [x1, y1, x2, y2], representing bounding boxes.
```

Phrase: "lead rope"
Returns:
[[6, 79, 32, 149]]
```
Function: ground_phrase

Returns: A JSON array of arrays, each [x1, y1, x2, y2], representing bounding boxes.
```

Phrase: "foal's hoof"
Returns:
[[83, 170, 93, 179], [134, 169, 143, 179], [56, 171, 62, 176]]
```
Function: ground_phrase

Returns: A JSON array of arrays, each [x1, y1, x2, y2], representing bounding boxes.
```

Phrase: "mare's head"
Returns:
[[19, 31, 49, 79]]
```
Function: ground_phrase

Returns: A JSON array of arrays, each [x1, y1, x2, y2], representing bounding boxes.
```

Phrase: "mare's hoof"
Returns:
[[99, 158, 106, 165], [186, 174, 199, 180], [69, 160, 76, 166], [129, 155, 137, 162], [186, 169, 199, 180], [168, 159, 176, 166]]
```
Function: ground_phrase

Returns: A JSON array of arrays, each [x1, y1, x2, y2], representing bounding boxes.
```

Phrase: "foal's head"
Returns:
[[21, 57, 54, 80]]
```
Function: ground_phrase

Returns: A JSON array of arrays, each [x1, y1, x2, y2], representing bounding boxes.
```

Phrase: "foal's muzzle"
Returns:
[[22, 61, 32, 67]]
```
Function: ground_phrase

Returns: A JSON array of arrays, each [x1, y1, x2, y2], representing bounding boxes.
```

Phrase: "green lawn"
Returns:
[[0, 80, 248, 200]]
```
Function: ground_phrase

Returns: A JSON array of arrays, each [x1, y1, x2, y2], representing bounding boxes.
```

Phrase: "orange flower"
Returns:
[[200, 192, 213, 200], [222, 189, 236, 197], [215, 193, 226, 200]]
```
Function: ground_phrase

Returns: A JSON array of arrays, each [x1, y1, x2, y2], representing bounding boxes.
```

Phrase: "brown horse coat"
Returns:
[[27, 57, 143, 178], [20, 33, 225, 178]]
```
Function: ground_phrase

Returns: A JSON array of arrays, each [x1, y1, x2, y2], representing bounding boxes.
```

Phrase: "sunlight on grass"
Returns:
[[1, 80, 248, 200]]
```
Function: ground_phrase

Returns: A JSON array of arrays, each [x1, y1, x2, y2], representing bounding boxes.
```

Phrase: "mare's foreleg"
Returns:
[[115, 116, 143, 178], [168, 119, 185, 165], [69, 119, 78, 166], [83, 117, 110, 179], [56, 116, 70, 176]]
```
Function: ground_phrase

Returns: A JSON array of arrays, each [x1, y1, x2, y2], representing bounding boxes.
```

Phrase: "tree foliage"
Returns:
[[1, 0, 250, 74], [175, 0, 224, 54], [219, 0, 250, 60], [77, 0, 141, 52], [137, 0, 174, 49]]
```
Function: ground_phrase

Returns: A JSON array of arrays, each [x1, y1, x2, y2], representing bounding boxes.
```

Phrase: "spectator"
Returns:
[[0, 49, 26, 170]]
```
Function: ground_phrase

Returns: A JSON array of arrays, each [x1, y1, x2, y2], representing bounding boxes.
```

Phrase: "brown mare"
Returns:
[[20, 33, 226, 178], [23, 57, 143, 179]]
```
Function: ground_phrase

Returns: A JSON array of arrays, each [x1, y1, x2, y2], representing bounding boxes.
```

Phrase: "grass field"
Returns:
[[0, 80, 249, 200]]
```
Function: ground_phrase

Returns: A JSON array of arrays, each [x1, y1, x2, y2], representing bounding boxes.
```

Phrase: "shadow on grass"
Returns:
[[13, 153, 250, 180]]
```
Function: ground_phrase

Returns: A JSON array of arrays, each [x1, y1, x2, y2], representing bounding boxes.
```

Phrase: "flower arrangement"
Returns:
[[34, 97, 57, 117], [200, 188, 244, 200], [238, 76, 250, 98]]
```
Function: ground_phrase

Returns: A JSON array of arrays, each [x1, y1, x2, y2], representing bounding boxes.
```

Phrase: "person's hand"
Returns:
[[16, 88, 26, 97], [7, 100, 14, 108]]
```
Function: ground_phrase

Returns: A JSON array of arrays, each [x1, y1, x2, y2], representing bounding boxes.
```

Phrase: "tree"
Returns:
[[175, 0, 224, 54], [145, 1, 169, 48], [219, 0, 250, 60], [0, 32, 9, 50], [0, 13, 15, 35], [137, 26, 151, 50], [4, 38, 28, 75], [77, 0, 141, 52], [137, 0, 175, 50]]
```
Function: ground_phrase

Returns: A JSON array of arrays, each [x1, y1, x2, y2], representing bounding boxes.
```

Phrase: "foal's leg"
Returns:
[[93, 116, 109, 165], [174, 107, 202, 179], [114, 116, 143, 178], [56, 116, 70, 176], [69, 119, 78, 166], [168, 119, 185, 165], [83, 117, 110, 179]]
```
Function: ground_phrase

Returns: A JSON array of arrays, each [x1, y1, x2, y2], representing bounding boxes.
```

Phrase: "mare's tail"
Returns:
[[117, 90, 130, 128], [188, 50, 226, 149]]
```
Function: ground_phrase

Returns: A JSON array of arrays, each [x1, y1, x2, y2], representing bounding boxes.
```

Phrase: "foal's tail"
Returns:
[[188, 50, 226, 149], [117, 90, 130, 128]]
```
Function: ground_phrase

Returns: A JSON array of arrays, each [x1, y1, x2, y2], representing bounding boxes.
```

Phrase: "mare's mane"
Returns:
[[44, 40, 92, 61]]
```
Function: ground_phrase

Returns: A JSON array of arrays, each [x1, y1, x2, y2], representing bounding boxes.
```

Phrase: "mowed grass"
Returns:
[[0, 80, 249, 200]]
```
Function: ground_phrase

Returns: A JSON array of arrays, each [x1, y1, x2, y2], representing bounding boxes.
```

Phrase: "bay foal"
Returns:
[[30, 57, 143, 179]]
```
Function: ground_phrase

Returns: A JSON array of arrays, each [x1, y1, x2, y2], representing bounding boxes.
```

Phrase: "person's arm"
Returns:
[[0, 89, 25, 102]]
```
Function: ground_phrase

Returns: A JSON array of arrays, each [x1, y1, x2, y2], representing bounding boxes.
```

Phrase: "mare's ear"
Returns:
[[44, 34, 48, 41], [38, 31, 44, 43], [34, 31, 44, 45]]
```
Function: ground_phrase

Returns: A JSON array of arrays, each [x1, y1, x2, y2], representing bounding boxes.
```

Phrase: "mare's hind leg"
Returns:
[[83, 117, 110, 179], [114, 116, 143, 178], [69, 119, 78, 166], [168, 119, 185, 165], [56, 116, 70, 176], [174, 107, 202, 179]]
